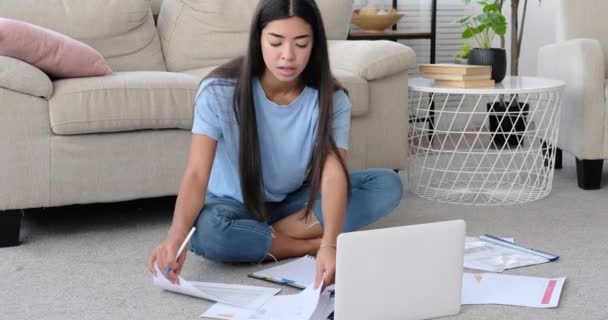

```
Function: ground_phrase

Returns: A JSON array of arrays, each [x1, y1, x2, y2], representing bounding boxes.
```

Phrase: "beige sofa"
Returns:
[[537, 0, 608, 190], [0, 0, 416, 246]]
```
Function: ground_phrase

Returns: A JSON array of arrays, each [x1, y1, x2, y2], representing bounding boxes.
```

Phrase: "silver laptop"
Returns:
[[334, 220, 465, 320]]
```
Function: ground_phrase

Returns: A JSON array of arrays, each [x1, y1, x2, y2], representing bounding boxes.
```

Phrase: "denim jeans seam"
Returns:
[[229, 222, 272, 238]]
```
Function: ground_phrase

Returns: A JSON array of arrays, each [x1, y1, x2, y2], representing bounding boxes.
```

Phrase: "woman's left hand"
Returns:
[[314, 247, 337, 289]]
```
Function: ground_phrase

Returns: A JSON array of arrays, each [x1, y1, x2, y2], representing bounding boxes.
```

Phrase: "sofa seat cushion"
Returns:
[[182, 67, 368, 117], [180, 66, 219, 79], [49, 72, 199, 135]]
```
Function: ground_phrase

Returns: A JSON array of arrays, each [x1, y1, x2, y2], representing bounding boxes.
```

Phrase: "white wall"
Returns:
[[500, 0, 559, 76]]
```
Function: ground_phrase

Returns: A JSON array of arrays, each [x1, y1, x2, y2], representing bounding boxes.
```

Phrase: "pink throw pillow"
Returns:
[[0, 18, 112, 79]]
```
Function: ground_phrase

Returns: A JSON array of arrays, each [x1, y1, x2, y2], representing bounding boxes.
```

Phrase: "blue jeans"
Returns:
[[188, 168, 404, 262]]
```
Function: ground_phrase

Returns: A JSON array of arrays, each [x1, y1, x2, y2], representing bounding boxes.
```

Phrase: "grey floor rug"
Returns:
[[1, 154, 607, 320]]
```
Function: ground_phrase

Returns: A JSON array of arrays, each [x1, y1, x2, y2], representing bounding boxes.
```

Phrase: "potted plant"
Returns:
[[460, 0, 542, 148], [461, 0, 523, 147], [459, 0, 507, 82], [454, 44, 471, 64]]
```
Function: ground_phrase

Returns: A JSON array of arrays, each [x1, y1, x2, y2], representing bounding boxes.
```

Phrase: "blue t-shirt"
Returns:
[[192, 77, 352, 203]]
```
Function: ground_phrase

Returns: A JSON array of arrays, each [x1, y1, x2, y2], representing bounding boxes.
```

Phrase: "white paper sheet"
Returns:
[[201, 282, 334, 320], [462, 273, 566, 308], [152, 264, 281, 310], [308, 291, 334, 320], [200, 304, 256, 320], [256, 282, 321, 320]]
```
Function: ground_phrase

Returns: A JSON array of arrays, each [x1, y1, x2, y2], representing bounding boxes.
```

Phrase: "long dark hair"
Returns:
[[206, 0, 350, 222]]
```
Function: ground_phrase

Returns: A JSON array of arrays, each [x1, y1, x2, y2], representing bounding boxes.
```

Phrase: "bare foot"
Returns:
[[266, 231, 322, 260], [307, 237, 322, 256]]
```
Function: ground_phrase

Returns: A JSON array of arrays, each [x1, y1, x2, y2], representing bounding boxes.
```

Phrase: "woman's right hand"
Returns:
[[147, 237, 188, 284]]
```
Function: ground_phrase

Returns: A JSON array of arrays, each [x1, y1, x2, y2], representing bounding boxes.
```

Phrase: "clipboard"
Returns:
[[248, 273, 308, 290], [481, 234, 560, 261], [248, 256, 335, 293]]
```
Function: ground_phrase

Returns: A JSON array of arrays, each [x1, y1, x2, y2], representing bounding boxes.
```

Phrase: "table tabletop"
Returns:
[[409, 76, 565, 95]]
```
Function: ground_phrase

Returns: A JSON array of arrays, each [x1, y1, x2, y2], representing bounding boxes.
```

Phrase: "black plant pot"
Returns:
[[487, 101, 529, 148], [468, 48, 507, 83]]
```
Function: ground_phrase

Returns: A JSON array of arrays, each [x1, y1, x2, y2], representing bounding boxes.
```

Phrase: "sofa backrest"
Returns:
[[151, 0, 164, 16], [157, 0, 353, 72], [558, 0, 608, 76], [0, 0, 166, 72]]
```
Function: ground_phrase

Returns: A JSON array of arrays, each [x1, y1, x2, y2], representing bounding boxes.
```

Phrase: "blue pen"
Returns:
[[262, 275, 293, 284], [164, 227, 196, 276], [251, 274, 307, 289], [278, 278, 296, 285]]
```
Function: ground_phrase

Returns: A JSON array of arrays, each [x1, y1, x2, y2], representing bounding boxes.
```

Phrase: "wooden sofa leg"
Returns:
[[0, 209, 23, 247], [575, 158, 603, 190]]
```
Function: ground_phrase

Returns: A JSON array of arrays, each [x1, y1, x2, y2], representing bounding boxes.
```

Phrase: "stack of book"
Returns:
[[418, 63, 494, 88]]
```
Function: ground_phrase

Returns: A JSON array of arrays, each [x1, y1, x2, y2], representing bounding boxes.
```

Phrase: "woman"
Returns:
[[147, 0, 403, 288]]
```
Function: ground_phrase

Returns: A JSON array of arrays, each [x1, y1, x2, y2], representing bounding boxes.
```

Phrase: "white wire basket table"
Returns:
[[408, 76, 565, 205]]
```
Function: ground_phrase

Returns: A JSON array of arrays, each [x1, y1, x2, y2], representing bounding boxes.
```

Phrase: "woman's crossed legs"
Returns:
[[188, 168, 404, 263]]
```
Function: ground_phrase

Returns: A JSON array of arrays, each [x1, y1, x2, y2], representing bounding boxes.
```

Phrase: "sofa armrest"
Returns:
[[0, 56, 53, 99], [328, 40, 416, 81], [537, 39, 606, 159]]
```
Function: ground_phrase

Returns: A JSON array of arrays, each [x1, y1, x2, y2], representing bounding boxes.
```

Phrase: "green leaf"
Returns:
[[458, 16, 472, 24], [483, 3, 501, 13], [462, 28, 475, 39], [490, 15, 507, 35], [456, 43, 472, 58], [459, 0, 506, 48]]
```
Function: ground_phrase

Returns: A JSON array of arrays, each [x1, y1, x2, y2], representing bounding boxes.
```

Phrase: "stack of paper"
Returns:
[[152, 263, 333, 320]]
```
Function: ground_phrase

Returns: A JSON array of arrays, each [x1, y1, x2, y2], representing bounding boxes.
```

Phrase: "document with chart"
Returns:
[[462, 273, 566, 308]]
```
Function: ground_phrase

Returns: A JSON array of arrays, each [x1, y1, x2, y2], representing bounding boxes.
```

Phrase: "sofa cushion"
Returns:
[[158, 0, 353, 72], [0, 56, 53, 99], [316, 0, 353, 40], [151, 0, 163, 16], [49, 72, 199, 135], [332, 69, 369, 117], [329, 40, 416, 81], [157, 0, 258, 72], [0, 0, 165, 72], [180, 66, 220, 79], [0, 18, 112, 79]]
